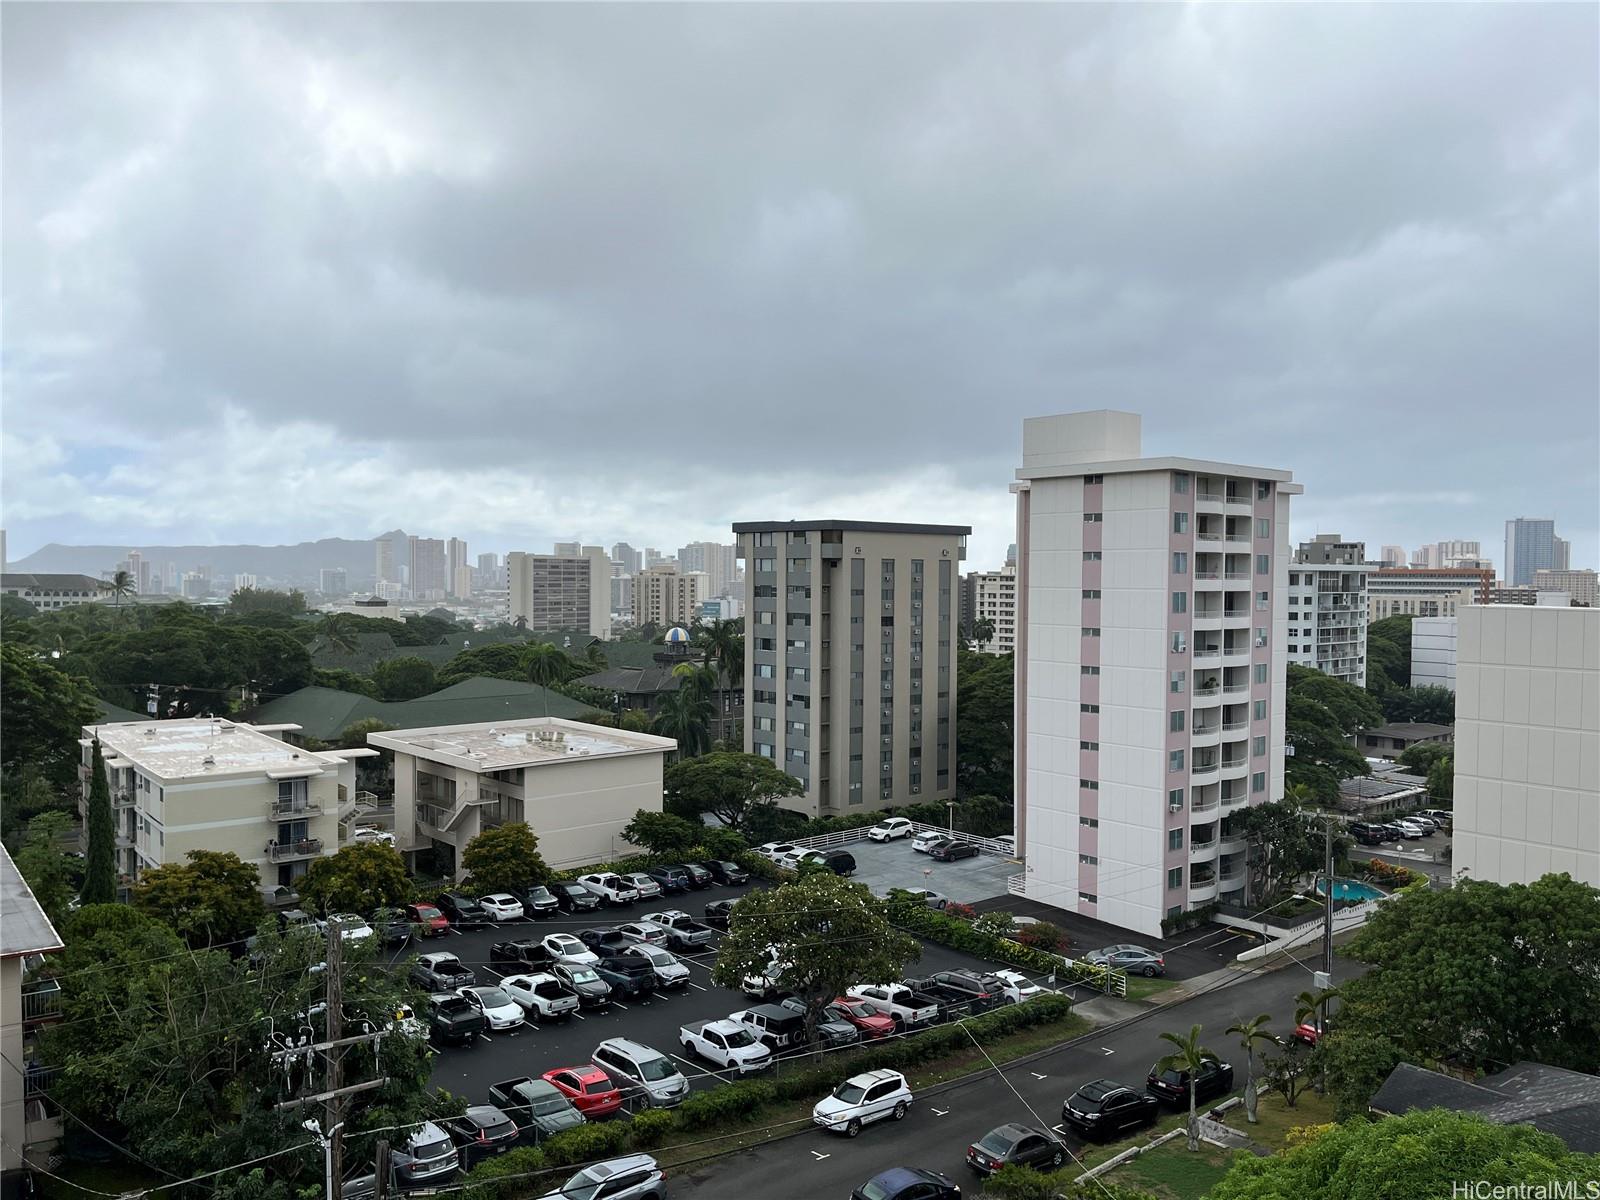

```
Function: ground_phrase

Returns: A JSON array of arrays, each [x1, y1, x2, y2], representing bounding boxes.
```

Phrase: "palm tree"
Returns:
[[967, 616, 996, 648], [1296, 986, 1341, 1092], [101, 569, 135, 616], [585, 641, 607, 669], [695, 618, 744, 684], [319, 613, 362, 655], [652, 682, 713, 758], [1226, 1013, 1277, 1123], [511, 614, 528, 631], [526, 642, 571, 720], [1155, 1024, 1216, 1151]]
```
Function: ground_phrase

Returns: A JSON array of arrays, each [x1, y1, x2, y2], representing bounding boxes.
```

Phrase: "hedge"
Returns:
[[888, 899, 1067, 975]]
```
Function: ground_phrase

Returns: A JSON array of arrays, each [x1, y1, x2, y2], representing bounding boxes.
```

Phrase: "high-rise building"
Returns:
[[553, 541, 583, 558], [1452, 603, 1599, 887], [1012, 410, 1298, 937], [611, 543, 642, 575], [1555, 537, 1571, 571], [319, 567, 348, 595], [1368, 567, 1493, 620], [477, 552, 499, 576], [735, 520, 967, 818], [375, 539, 396, 589], [1288, 535, 1367, 686], [1533, 569, 1598, 606], [644, 547, 667, 568], [233, 573, 257, 591], [632, 565, 708, 629], [1380, 545, 1406, 567], [447, 538, 469, 597], [678, 541, 739, 598], [408, 537, 448, 601], [969, 563, 1017, 655], [164, 562, 179, 593], [507, 549, 610, 637], [611, 573, 634, 617], [1411, 545, 1438, 568], [1435, 540, 1481, 568], [452, 566, 473, 599], [125, 550, 149, 595], [1505, 518, 1558, 586]]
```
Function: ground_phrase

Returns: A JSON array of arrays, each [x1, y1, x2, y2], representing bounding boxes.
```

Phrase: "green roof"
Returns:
[[245, 676, 587, 742], [311, 628, 607, 671]]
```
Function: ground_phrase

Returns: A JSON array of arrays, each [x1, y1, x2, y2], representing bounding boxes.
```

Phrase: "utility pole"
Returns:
[[325, 922, 344, 1200], [1322, 820, 1335, 984], [373, 1140, 390, 1200]]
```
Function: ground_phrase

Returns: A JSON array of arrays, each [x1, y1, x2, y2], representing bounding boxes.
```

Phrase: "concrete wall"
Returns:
[[1411, 616, 1458, 692]]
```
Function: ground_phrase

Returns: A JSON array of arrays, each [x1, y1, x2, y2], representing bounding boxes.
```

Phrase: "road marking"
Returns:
[[1051, 1123, 1068, 1135], [1101, 1047, 1116, 1056], [574, 1013, 586, 1021], [810, 1151, 830, 1162], [687, 982, 707, 992], [931, 1107, 949, 1117], [1031, 1072, 1048, 1080], [478, 1034, 492, 1043]]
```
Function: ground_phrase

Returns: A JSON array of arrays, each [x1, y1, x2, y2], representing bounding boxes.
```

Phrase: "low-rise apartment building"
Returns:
[[2, 573, 106, 610], [80, 719, 371, 898], [368, 718, 677, 874], [1, 846, 65, 1184], [1531, 570, 1597, 605]]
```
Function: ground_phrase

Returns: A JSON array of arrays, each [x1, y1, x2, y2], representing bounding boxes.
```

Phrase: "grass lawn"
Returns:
[[1233, 1088, 1336, 1150], [1111, 1141, 1236, 1200], [1125, 974, 1180, 1001]]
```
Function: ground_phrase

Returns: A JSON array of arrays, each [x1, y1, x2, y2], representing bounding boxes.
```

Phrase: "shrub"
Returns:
[[973, 910, 1014, 939], [626, 1107, 677, 1148], [539, 1120, 631, 1166], [944, 902, 977, 921], [676, 1079, 776, 1129], [1014, 921, 1069, 955], [459, 1146, 546, 1200], [1160, 902, 1219, 936], [888, 901, 1066, 975]]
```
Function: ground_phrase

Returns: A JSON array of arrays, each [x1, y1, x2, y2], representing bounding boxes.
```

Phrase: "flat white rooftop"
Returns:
[[367, 717, 676, 771], [84, 718, 335, 780]]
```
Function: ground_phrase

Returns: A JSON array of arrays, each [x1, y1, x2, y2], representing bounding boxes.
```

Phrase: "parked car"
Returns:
[[703, 899, 736, 930], [679, 1019, 773, 1073], [1418, 808, 1453, 829], [372, 908, 412, 948], [966, 1123, 1066, 1175], [917, 969, 1007, 1011], [390, 1003, 426, 1040], [704, 860, 749, 886], [845, 983, 941, 1031], [444, 1105, 520, 1164], [867, 817, 913, 842], [1405, 814, 1440, 833], [594, 954, 658, 1000], [351, 827, 396, 847], [410, 952, 474, 992], [551, 882, 601, 913], [478, 894, 526, 922], [617, 920, 669, 947], [487, 1077, 585, 1141], [911, 831, 951, 854], [646, 865, 692, 894], [1146, 1055, 1235, 1105], [1349, 822, 1388, 846], [578, 927, 636, 956], [539, 1156, 663, 1200], [456, 985, 525, 1032], [826, 997, 896, 1039], [906, 975, 993, 1019], [623, 943, 690, 989], [1085, 945, 1166, 977], [777, 848, 827, 871], [327, 913, 375, 942], [930, 841, 980, 863], [1061, 1079, 1161, 1139], [818, 849, 857, 876], [813, 1069, 912, 1137], [729, 1003, 807, 1052], [542, 1065, 624, 1118], [992, 969, 1045, 1005], [577, 873, 640, 907], [777, 996, 859, 1048], [403, 902, 450, 937], [851, 1168, 960, 1200], [1293, 1019, 1330, 1047], [436, 893, 489, 927], [516, 884, 560, 918], [681, 862, 713, 888], [645, 909, 717, 951], [499, 973, 580, 1022], [890, 887, 948, 910], [392, 1121, 459, 1185], [592, 1038, 690, 1108], [492, 938, 556, 971], [755, 842, 798, 862], [424, 993, 486, 1046], [619, 872, 663, 900], [995, 834, 1017, 856], [541, 933, 599, 966], [1390, 819, 1427, 839], [552, 963, 612, 1008]]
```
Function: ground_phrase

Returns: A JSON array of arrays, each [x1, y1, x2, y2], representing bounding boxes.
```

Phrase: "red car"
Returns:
[[1293, 1020, 1328, 1047], [828, 997, 896, 1039], [404, 903, 450, 937], [542, 1065, 623, 1118]]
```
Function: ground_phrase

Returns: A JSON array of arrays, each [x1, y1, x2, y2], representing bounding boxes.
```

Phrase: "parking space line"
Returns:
[[686, 982, 707, 992]]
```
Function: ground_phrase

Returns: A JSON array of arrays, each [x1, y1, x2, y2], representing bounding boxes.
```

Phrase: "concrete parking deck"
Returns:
[[845, 837, 1020, 905]]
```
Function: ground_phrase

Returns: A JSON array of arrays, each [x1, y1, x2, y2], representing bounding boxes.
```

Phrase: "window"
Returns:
[[1173, 512, 1189, 534], [1081, 665, 1101, 676], [1079, 816, 1099, 828], [1169, 749, 1186, 773], [1082, 626, 1101, 637], [1170, 670, 1186, 693], [1079, 892, 1098, 904], [1256, 590, 1269, 611], [755, 664, 775, 678], [1257, 480, 1272, 500], [1172, 591, 1187, 614], [1251, 771, 1267, 794], [756, 610, 774, 625], [1084, 512, 1103, 523], [1256, 554, 1270, 575], [1172, 552, 1188, 575], [757, 532, 774, 546], [1253, 663, 1268, 684], [1080, 703, 1100, 713], [1174, 473, 1190, 494], [1083, 551, 1102, 562], [1168, 829, 1184, 851], [1171, 631, 1187, 654], [1255, 627, 1268, 648], [1253, 735, 1267, 757], [1169, 788, 1185, 809], [1167, 867, 1184, 890], [1080, 741, 1099, 751], [1079, 854, 1099, 865], [1084, 473, 1103, 485], [1169, 710, 1185, 733], [1256, 518, 1271, 539], [1079, 779, 1099, 790], [1254, 699, 1268, 720], [1083, 588, 1102, 599], [755, 556, 775, 572]]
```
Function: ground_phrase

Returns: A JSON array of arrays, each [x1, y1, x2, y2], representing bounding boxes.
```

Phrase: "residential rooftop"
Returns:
[[1, 844, 64, 959], [367, 717, 676, 771], [1363, 721, 1456, 739], [82, 718, 347, 781], [730, 520, 971, 536]]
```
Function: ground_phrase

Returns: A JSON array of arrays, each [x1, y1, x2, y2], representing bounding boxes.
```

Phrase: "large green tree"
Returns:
[[1235, 798, 1344, 906], [712, 873, 920, 1046], [1285, 664, 1383, 801], [227, 587, 307, 616], [372, 654, 437, 701], [132, 850, 265, 945], [653, 673, 715, 758], [622, 810, 702, 859], [1341, 873, 1600, 1073], [0, 641, 101, 791], [13, 812, 78, 924], [1365, 614, 1414, 695], [298, 842, 410, 914], [1320, 1032, 1406, 1121], [460, 823, 548, 893], [1209, 1109, 1600, 1200], [80, 738, 117, 904], [694, 617, 744, 684], [664, 750, 804, 831], [957, 647, 1013, 798], [1382, 683, 1456, 725]]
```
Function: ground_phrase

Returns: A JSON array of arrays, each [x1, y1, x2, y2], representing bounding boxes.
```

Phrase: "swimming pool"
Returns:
[[1317, 876, 1386, 902]]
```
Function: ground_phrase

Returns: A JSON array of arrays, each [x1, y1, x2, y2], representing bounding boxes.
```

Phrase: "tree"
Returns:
[[2, 592, 38, 622], [1259, 1051, 1311, 1109], [664, 751, 805, 831], [956, 793, 1013, 838], [712, 873, 920, 1049], [227, 587, 307, 617], [460, 823, 548, 893], [1154, 1024, 1216, 1151], [1365, 615, 1414, 695], [1340, 873, 1600, 1073], [312, 667, 381, 698], [695, 617, 744, 683], [298, 842, 410, 913], [958, 648, 1014, 798], [1225, 1013, 1277, 1124], [372, 655, 437, 701], [966, 615, 996, 649], [1284, 664, 1382, 801], [1, 641, 101, 791], [1296, 986, 1341, 1092], [1397, 741, 1453, 774], [653, 673, 715, 758], [317, 612, 364, 655], [1236, 799, 1332, 906], [81, 738, 116, 904], [1425, 756, 1454, 802], [436, 642, 529, 688], [1320, 1032, 1405, 1121], [101, 568, 136, 613], [132, 850, 266, 945], [1388, 684, 1455, 725], [13, 812, 77, 924], [622, 810, 702, 859], [1209, 1109, 1600, 1200]]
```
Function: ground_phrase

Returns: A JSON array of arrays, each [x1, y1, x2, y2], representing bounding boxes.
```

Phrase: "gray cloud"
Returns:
[[3, 2, 1596, 569]]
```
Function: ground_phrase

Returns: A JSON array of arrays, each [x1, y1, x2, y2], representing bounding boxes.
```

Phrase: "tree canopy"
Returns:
[[371, 655, 437, 701], [298, 842, 410, 914], [81, 738, 116, 905], [1, 640, 101, 791], [1235, 797, 1346, 905], [664, 750, 805, 831], [1285, 664, 1382, 801], [132, 850, 266, 945], [13, 812, 78, 925], [461, 823, 548, 893], [1365, 615, 1414, 694], [622, 810, 703, 859], [958, 647, 1013, 799]]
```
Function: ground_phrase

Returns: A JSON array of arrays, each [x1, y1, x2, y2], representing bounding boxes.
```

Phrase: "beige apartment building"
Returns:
[[1367, 567, 1491, 621], [79, 719, 372, 897], [969, 564, 1018, 655], [368, 718, 677, 874], [734, 520, 968, 817], [632, 564, 708, 629], [507, 549, 611, 638], [1533, 569, 1598, 606]]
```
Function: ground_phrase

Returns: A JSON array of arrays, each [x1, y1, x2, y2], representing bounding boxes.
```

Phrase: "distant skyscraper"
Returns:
[[1505, 518, 1558, 586], [447, 538, 469, 597], [319, 567, 348, 595], [125, 550, 150, 594], [477, 552, 499, 575], [1435, 540, 1481, 568], [611, 543, 642, 574], [408, 536, 448, 601], [1411, 545, 1438, 568], [233, 573, 257, 592], [1380, 545, 1405, 567], [553, 541, 582, 557], [375, 539, 396, 588], [678, 541, 739, 598], [1555, 537, 1571, 571], [644, 547, 667, 568], [632, 564, 707, 629], [164, 562, 179, 593], [507, 549, 610, 637]]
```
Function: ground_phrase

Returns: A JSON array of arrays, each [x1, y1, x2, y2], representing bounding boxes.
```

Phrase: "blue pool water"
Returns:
[[1318, 877, 1385, 902]]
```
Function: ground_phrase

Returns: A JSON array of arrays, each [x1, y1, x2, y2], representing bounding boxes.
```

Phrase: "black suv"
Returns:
[[1146, 1056, 1235, 1105], [490, 939, 555, 970], [681, 862, 713, 889], [703, 899, 736, 930], [704, 860, 749, 886], [1349, 822, 1387, 846], [551, 882, 600, 914], [1062, 1079, 1160, 1138], [426, 994, 487, 1046], [444, 1106, 520, 1165], [578, 928, 634, 955], [436, 892, 489, 927], [593, 954, 657, 999]]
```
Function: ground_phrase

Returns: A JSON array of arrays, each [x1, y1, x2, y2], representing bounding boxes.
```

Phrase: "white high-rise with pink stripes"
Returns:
[[1012, 412, 1300, 938]]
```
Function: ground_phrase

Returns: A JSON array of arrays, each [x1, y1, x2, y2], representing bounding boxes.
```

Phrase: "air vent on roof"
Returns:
[[202, 755, 215, 767]]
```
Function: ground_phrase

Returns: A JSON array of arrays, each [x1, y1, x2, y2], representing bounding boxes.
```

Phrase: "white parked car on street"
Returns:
[[812, 1069, 913, 1136], [993, 969, 1044, 1005], [912, 830, 951, 854], [867, 818, 913, 842], [620, 872, 663, 900], [540, 933, 599, 966], [456, 985, 524, 1031], [327, 914, 375, 942], [755, 842, 798, 863], [478, 894, 526, 922]]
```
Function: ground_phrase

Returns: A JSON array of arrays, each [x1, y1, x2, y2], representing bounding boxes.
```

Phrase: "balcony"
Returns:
[[264, 837, 323, 862], [1192, 684, 1220, 699], [1189, 792, 1221, 814], [23, 1062, 61, 1102], [1224, 571, 1252, 581], [1219, 835, 1248, 856], [1220, 759, 1250, 782], [1191, 760, 1219, 777], [1191, 724, 1221, 749], [1193, 648, 1221, 661], [1225, 492, 1253, 507], [112, 790, 135, 809], [22, 979, 62, 1024], [1221, 645, 1253, 666], [268, 799, 322, 819], [1188, 874, 1220, 903], [1189, 839, 1218, 864], [1223, 682, 1250, 695]]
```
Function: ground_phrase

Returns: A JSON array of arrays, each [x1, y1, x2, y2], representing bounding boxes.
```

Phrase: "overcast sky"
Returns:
[[4, 3, 1596, 572]]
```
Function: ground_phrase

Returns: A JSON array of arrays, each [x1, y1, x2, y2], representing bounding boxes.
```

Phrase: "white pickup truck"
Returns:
[[645, 910, 717, 951], [679, 1019, 773, 1073], [576, 873, 640, 907], [845, 983, 941, 1031]]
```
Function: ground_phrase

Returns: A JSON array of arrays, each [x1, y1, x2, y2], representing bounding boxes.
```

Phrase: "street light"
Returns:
[[302, 1117, 345, 1200]]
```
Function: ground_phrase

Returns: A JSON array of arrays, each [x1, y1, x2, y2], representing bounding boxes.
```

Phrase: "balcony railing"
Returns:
[[112, 790, 135, 809], [1223, 683, 1249, 694], [1225, 571, 1252, 580], [23, 1063, 61, 1101], [1191, 762, 1219, 776], [268, 799, 322, 818], [1221, 758, 1249, 770], [1194, 572, 1221, 581], [1222, 720, 1249, 732], [264, 837, 323, 862], [1193, 685, 1220, 698], [1226, 494, 1253, 506], [1193, 649, 1221, 660], [22, 980, 62, 1023]]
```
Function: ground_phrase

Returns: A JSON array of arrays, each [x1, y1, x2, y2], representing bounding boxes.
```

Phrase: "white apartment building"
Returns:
[[1, 573, 106, 610], [1452, 604, 1599, 887], [1411, 617, 1458, 691], [1533, 569, 1598, 607], [632, 564, 708, 629], [1287, 535, 1367, 686], [1367, 567, 1491, 621], [368, 718, 677, 873], [678, 541, 740, 598], [970, 564, 1018, 655], [735, 520, 967, 817], [79, 719, 373, 897], [507, 549, 611, 638], [1012, 411, 1298, 938]]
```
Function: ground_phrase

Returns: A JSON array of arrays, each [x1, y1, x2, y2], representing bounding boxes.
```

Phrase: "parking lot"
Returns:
[[845, 835, 1020, 905], [381, 878, 1060, 1108]]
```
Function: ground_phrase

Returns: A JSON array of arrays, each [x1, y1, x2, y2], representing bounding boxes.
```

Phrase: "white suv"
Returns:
[[912, 830, 951, 854], [868, 817, 913, 842], [812, 1069, 912, 1136]]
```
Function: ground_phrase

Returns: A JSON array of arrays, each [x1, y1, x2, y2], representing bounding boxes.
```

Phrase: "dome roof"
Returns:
[[664, 626, 691, 644]]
